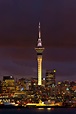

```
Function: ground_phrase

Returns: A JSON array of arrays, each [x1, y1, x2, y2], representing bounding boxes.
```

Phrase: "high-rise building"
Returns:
[[45, 70, 56, 87], [35, 22, 44, 85], [2, 76, 15, 93]]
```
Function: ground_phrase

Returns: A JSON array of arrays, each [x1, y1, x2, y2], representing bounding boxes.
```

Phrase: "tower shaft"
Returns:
[[35, 47, 44, 85], [37, 55, 42, 85]]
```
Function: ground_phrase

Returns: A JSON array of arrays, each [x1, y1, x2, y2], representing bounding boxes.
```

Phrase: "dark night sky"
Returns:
[[0, 0, 76, 81]]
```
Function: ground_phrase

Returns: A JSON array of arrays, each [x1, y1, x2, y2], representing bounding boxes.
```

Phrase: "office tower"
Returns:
[[46, 70, 56, 87], [2, 76, 15, 93], [35, 22, 44, 85]]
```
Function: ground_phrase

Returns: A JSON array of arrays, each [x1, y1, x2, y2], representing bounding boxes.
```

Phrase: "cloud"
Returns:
[[44, 48, 76, 62], [0, 0, 76, 48]]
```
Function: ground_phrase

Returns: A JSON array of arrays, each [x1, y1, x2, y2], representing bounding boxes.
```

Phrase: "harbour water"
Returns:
[[0, 108, 76, 114]]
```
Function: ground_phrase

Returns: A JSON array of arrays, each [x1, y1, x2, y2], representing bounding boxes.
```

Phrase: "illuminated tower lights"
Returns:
[[35, 22, 45, 85]]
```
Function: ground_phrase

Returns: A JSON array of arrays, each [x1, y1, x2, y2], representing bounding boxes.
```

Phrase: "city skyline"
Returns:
[[0, 0, 76, 81]]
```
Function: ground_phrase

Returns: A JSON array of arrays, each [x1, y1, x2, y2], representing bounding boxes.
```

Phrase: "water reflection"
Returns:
[[47, 108, 51, 111], [38, 108, 44, 110]]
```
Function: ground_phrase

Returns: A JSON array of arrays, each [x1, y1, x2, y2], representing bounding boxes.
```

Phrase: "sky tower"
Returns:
[[35, 22, 45, 85]]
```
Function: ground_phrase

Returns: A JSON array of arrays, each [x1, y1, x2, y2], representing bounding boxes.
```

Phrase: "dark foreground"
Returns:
[[0, 107, 76, 114]]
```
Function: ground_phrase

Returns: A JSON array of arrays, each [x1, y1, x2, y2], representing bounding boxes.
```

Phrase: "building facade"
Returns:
[[46, 70, 56, 87]]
